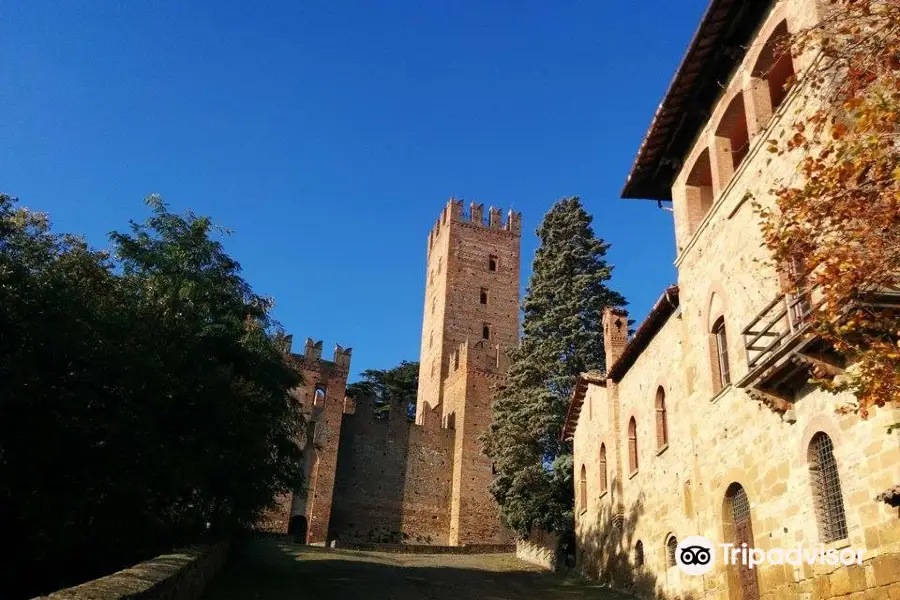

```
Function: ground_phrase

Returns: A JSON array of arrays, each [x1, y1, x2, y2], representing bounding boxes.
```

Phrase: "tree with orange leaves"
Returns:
[[755, 0, 900, 429]]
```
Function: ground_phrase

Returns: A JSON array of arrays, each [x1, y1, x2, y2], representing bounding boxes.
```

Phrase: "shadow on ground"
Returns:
[[204, 537, 633, 600]]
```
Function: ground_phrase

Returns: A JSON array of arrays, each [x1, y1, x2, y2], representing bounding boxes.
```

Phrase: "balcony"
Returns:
[[738, 285, 900, 410]]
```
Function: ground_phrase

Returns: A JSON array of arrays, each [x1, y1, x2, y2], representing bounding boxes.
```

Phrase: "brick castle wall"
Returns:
[[329, 397, 454, 545]]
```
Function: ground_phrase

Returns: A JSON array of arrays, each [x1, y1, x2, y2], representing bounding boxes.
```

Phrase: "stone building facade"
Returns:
[[262, 200, 520, 547], [563, 1, 900, 599]]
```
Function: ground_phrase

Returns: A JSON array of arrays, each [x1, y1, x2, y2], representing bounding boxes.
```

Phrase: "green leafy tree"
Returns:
[[0, 194, 303, 598], [483, 196, 626, 536], [346, 360, 419, 420]]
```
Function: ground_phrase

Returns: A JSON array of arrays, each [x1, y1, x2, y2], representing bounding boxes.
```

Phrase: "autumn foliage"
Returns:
[[756, 0, 900, 424]]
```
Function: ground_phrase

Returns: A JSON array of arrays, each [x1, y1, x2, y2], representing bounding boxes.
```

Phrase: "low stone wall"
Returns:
[[333, 541, 515, 554], [32, 541, 229, 600], [516, 529, 560, 571]]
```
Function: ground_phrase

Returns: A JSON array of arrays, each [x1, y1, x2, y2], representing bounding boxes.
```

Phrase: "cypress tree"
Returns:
[[483, 196, 626, 536]]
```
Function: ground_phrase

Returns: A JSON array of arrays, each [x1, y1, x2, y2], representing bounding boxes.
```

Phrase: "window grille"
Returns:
[[666, 536, 678, 567], [809, 433, 849, 543], [731, 484, 751, 524]]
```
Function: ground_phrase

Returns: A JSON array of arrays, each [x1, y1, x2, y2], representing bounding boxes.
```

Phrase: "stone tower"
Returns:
[[416, 198, 521, 544], [416, 198, 521, 421]]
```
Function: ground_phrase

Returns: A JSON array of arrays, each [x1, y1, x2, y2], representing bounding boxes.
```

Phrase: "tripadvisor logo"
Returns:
[[675, 535, 865, 576], [676, 536, 716, 575]]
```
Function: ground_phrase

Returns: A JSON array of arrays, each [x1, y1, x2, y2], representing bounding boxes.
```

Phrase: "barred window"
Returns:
[[808, 433, 848, 543], [666, 535, 678, 567], [635, 540, 644, 568], [628, 417, 638, 473], [599, 444, 608, 494], [655, 387, 668, 449]]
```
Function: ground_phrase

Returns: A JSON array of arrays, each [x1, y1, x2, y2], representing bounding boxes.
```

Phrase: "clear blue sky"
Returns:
[[2, 1, 707, 381]]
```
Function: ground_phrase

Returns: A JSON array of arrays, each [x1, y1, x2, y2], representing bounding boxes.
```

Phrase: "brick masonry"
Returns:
[[261, 200, 520, 547], [570, 1, 900, 599], [257, 339, 352, 546]]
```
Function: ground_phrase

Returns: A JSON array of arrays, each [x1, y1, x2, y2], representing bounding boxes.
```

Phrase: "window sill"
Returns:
[[656, 443, 669, 456], [710, 384, 733, 404], [825, 538, 851, 551], [629, 470, 639, 480]]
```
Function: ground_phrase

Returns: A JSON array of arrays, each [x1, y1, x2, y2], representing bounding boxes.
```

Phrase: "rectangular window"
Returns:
[[482, 323, 491, 340], [480, 288, 488, 305], [488, 255, 498, 272]]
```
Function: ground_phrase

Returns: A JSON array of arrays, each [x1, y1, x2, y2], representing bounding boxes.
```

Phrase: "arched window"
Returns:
[[666, 535, 678, 568], [684, 147, 714, 236], [808, 433, 848, 543], [635, 540, 644, 568], [752, 20, 795, 115], [599, 444, 608, 494], [655, 387, 668, 449], [712, 316, 731, 392], [715, 93, 750, 174], [723, 482, 760, 599], [579, 464, 587, 510], [628, 417, 638, 473]]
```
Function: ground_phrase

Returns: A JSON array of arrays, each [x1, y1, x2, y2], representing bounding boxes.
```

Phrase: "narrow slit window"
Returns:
[[599, 444, 608, 494], [488, 255, 498, 272], [628, 417, 638, 473], [482, 323, 491, 340], [480, 288, 488, 305], [713, 317, 731, 388]]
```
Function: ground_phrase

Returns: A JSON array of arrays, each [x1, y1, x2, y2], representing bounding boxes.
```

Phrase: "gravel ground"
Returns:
[[204, 538, 633, 600]]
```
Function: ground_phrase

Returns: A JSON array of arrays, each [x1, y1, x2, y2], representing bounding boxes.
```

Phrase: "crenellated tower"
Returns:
[[416, 198, 521, 423], [416, 198, 521, 545]]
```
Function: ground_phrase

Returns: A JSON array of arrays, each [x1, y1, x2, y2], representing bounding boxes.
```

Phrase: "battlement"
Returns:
[[276, 333, 352, 371], [428, 198, 522, 251]]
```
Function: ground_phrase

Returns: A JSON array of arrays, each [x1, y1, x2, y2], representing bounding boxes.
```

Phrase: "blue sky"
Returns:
[[1, 1, 707, 381]]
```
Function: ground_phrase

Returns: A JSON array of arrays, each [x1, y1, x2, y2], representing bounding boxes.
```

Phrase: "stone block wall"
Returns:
[[516, 529, 562, 571], [33, 542, 229, 600], [573, 2, 900, 598]]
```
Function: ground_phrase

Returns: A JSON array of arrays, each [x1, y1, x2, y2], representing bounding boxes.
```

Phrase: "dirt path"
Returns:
[[204, 538, 633, 600]]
